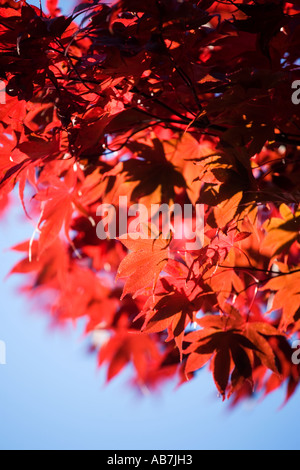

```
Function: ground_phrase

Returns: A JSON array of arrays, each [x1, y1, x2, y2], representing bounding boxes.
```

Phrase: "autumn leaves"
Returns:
[[0, 0, 299, 404]]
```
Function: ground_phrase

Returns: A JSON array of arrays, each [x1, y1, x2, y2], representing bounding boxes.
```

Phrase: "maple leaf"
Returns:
[[232, 3, 287, 57], [116, 230, 170, 299], [99, 329, 161, 383], [34, 170, 94, 255], [214, 191, 243, 229], [46, 0, 60, 17], [262, 204, 300, 256], [185, 306, 281, 399], [139, 267, 203, 358], [109, 138, 187, 206], [202, 227, 251, 266], [185, 326, 257, 400], [10, 238, 69, 288], [262, 265, 300, 330]]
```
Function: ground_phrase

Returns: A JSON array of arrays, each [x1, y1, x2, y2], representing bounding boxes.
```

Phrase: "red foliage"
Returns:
[[0, 0, 300, 405]]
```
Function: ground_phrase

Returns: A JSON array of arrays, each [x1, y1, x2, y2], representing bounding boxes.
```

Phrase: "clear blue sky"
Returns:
[[0, 0, 299, 451]]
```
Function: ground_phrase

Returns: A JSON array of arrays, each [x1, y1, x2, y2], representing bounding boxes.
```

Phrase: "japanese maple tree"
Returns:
[[0, 0, 300, 405]]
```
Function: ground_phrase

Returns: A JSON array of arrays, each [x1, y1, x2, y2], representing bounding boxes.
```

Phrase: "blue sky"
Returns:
[[0, 0, 300, 451], [1, 207, 300, 451]]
